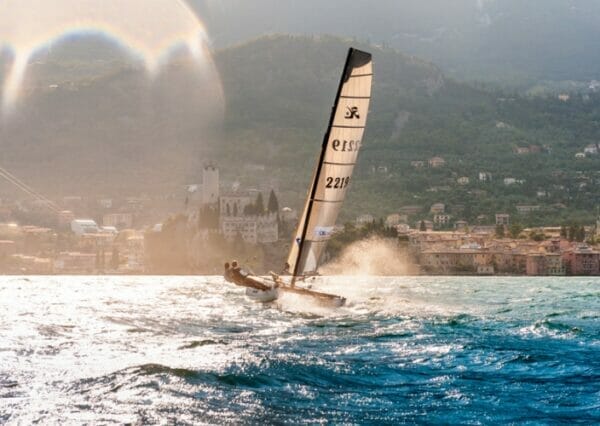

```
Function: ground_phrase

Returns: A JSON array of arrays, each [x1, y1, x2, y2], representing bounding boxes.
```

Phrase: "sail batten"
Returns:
[[286, 48, 372, 279]]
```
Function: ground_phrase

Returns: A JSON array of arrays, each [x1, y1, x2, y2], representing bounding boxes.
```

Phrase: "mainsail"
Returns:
[[287, 48, 373, 280]]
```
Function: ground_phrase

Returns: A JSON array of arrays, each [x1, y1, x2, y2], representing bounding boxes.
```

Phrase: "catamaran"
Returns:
[[226, 47, 373, 306]]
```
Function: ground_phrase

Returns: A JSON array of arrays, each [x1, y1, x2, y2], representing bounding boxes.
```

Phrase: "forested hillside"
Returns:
[[211, 36, 599, 225], [0, 35, 598, 226]]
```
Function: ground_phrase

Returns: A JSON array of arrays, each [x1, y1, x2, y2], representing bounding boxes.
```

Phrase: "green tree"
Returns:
[[255, 193, 265, 214], [495, 224, 505, 238], [509, 223, 523, 238], [267, 189, 279, 213], [560, 226, 567, 238], [568, 225, 577, 242]]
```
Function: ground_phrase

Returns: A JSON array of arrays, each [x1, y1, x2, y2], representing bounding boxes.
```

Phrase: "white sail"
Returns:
[[287, 48, 373, 278]]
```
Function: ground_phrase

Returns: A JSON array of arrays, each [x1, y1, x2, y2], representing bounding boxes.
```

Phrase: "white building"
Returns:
[[479, 172, 492, 182], [430, 203, 446, 214], [220, 192, 253, 217], [433, 214, 451, 225], [495, 214, 510, 226], [385, 213, 403, 227], [71, 219, 99, 236], [356, 214, 375, 225], [516, 205, 541, 214], [103, 213, 134, 229], [428, 156, 446, 168], [220, 213, 278, 244], [457, 177, 470, 185]]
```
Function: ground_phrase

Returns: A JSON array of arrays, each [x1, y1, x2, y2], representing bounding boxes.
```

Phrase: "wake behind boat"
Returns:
[[224, 47, 373, 307]]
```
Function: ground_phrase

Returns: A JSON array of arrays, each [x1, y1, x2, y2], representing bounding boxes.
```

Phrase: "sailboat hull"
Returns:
[[245, 286, 279, 303]]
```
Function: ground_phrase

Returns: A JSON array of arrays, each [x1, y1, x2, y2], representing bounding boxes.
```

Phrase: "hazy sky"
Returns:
[[187, 0, 600, 81]]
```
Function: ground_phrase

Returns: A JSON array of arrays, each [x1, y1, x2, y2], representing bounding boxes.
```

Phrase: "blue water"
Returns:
[[0, 276, 598, 424]]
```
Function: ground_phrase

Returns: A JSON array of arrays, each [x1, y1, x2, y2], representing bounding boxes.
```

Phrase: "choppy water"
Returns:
[[0, 276, 598, 424]]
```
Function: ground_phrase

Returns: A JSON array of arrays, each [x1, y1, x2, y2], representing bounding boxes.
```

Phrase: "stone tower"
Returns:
[[202, 163, 219, 205]]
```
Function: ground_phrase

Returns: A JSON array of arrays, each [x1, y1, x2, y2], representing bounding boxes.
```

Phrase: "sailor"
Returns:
[[231, 260, 246, 280], [224, 262, 233, 282]]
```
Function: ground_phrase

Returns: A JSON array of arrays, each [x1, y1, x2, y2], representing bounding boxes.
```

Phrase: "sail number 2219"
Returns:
[[325, 176, 350, 189]]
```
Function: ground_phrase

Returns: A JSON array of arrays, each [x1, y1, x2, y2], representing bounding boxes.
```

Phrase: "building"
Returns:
[[584, 144, 598, 155], [504, 178, 517, 186], [71, 219, 99, 236], [103, 213, 134, 229], [98, 199, 113, 209], [495, 214, 510, 225], [220, 192, 253, 217], [457, 177, 470, 185], [395, 224, 411, 235], [514, 147, 530, 155], [516, 205, 541, 214], [54, 252, 96, 274], [433, 214, 451, 226], [398, 205, 422, 215], [563, 245, 600, 275], [479, 172, 492, 182], [202, 164, 219, 205], [220, 213, 278, 244], [385, 214, 403, 228], [454, 220, 468, 231], [526, 254, 565, 276], [575, 152, 586, 159], [411, 161, 425, 169], [428, 157, 446, 168], [415, 220, 434, 231], [356, 214, 375, 225], [430, 203, 445, 214], [9, 254, 53, 274]]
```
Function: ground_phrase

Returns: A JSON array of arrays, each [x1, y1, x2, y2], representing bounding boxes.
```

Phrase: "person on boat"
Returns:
[[231, 260, 249, 279], [227, 260, 273, 291], [223, 262, 233, 282]]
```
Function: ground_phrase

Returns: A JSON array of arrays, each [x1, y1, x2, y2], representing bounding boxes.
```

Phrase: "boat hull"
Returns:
[[245, 286, 279, 303]]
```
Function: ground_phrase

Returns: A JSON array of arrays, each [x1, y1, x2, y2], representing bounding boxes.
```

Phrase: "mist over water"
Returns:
[[0, 276, 598, 424], [321, 237, 412, 276]]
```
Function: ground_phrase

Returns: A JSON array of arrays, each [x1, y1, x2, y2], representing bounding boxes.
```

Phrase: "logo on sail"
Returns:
[[345, 106, 360, 119], [314, 226, 334, 238]]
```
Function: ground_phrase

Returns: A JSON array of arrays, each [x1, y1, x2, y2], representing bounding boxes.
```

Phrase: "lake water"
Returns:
[[0, 276, 598, 424]]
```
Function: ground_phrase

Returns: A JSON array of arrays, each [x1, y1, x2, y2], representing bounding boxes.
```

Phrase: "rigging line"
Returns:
[[0, 166, 58, 207], [0, 174, 60, 213], [0, 166, 53, 202], [0, 167, 62, 213]]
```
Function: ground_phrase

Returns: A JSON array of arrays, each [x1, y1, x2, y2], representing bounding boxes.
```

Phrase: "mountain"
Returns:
[[188, 0, 600, 85], [210, 36, 599, 224], [0, 35, 598, 226]]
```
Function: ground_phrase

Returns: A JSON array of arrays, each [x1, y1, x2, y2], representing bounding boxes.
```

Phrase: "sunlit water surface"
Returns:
[[0, 276, 598, 424]]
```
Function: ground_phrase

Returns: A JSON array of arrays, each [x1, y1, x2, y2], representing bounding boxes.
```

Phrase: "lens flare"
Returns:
[[0, 0, 221, 113]]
